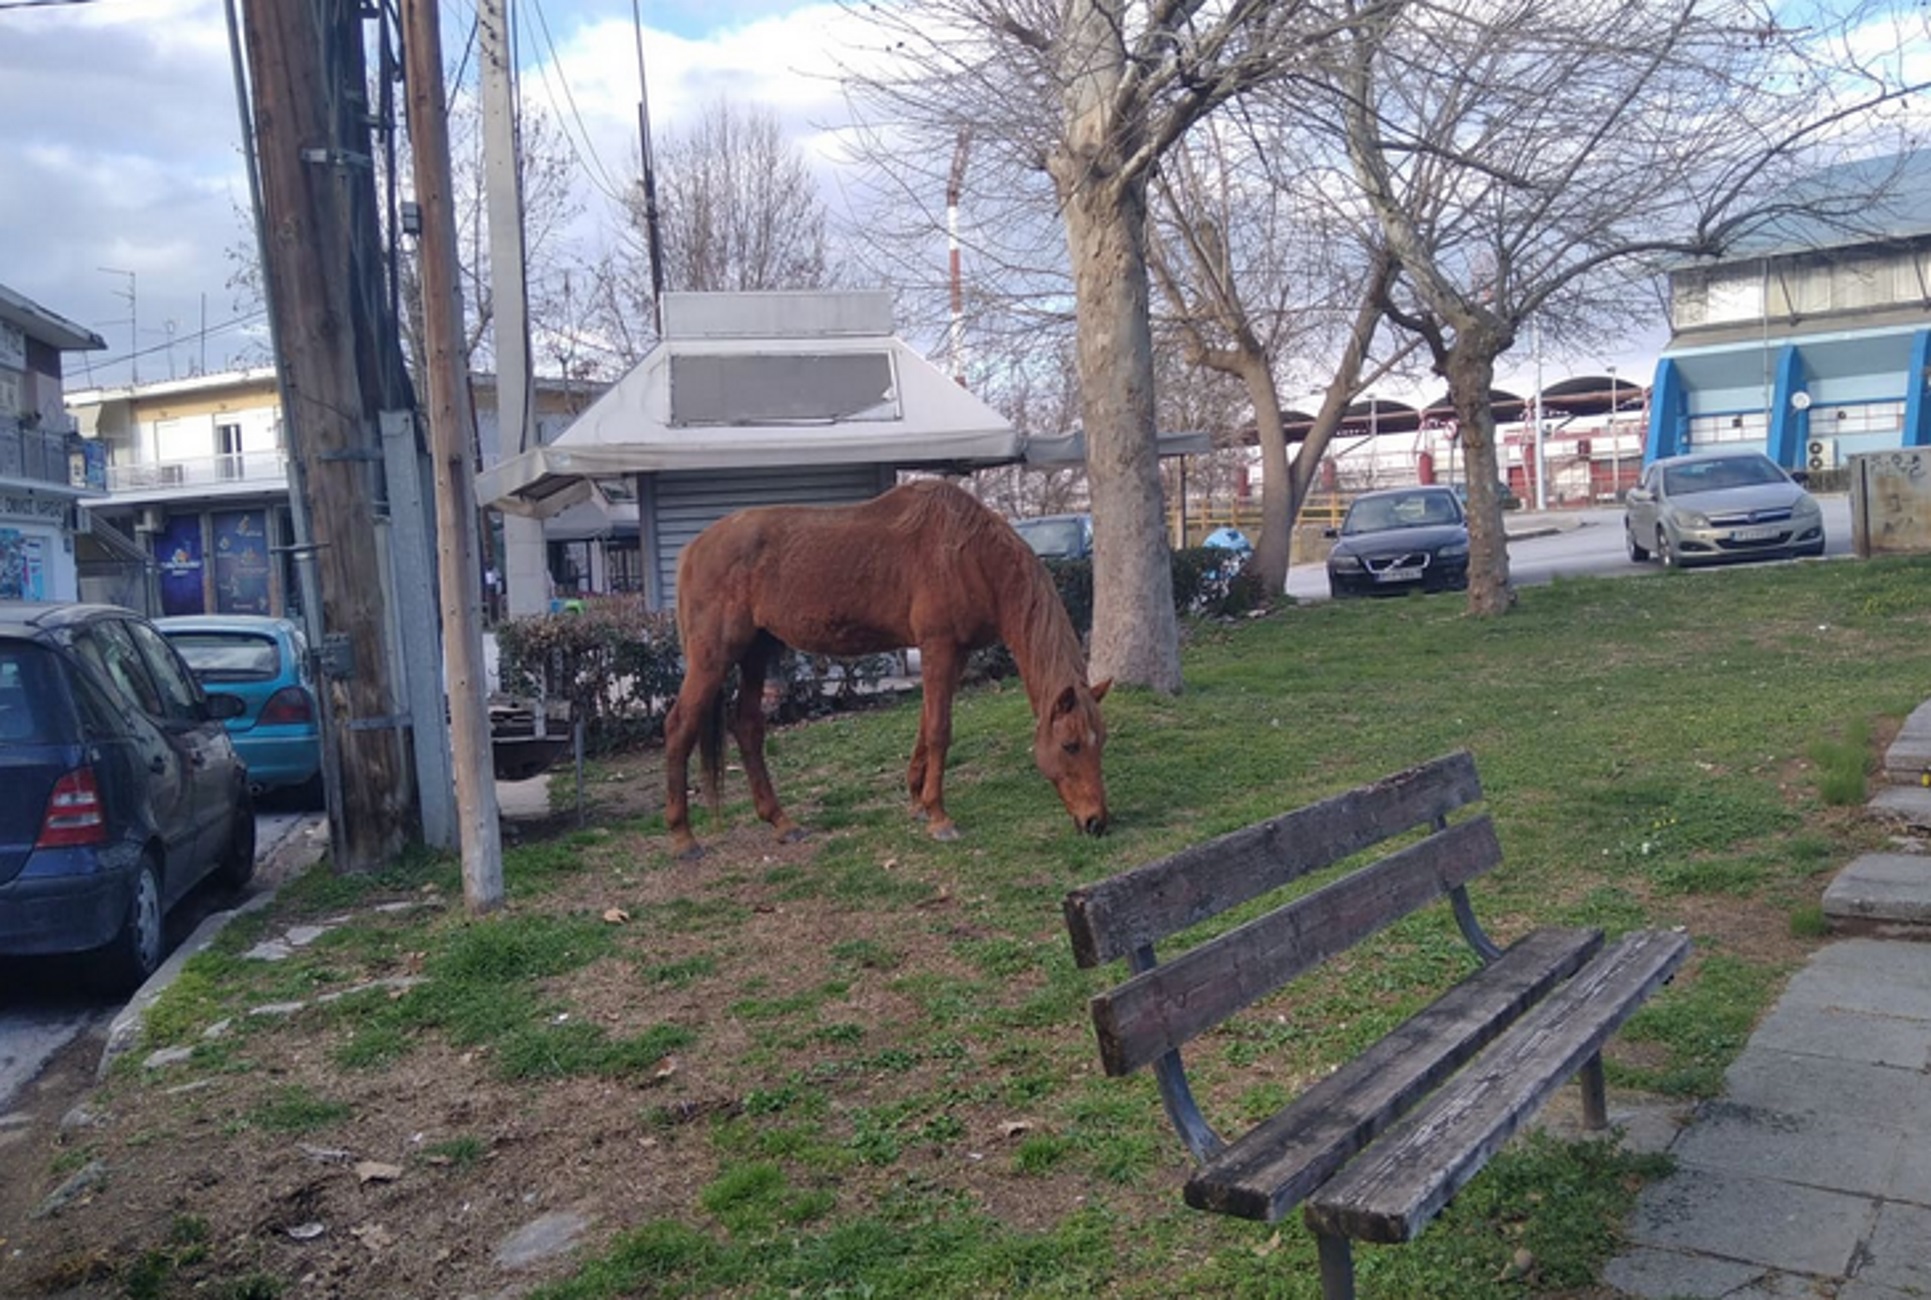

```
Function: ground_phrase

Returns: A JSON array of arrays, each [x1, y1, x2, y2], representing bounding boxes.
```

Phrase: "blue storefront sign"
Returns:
[[156, 516, 204, 615], [212, 510, 271, 615]]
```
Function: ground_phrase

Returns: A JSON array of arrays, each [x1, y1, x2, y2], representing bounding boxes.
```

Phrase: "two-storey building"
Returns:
[[0, 283, 109, 603], [1647, 155, 1931, 470], [67, 368, 606, 618]]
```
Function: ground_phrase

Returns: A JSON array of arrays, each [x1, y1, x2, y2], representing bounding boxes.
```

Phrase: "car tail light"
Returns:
[[38, 766, 107, 849], [258, 686, 314, 726]]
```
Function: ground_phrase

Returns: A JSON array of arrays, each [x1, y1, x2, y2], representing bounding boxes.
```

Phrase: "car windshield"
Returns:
[[166, 632, 280, 682], [1663, 455, 1787, 496], [1342, 491, 1461, 535], [1014, 519, 1085, 559]]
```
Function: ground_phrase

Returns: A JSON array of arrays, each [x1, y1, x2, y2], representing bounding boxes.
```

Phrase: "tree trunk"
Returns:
[[1060, 174, 1182, 693], [1048, 0, 1181, 694], [1245, 355, 1294, 595], [1443, 343, 1514, 615]]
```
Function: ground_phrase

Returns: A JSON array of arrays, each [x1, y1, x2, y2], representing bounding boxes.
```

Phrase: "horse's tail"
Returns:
[[697, 691, 726, 820]]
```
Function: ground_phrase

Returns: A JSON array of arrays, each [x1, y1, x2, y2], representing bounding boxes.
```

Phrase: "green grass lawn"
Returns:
[[113, 554, 1931, 1300]]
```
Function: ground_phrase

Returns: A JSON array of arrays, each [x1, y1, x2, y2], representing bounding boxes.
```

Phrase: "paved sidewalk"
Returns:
[[1603, 701, 1931, 1298]]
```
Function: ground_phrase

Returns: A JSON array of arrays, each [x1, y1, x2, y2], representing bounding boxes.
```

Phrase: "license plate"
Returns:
[[1730, 525, 1784, 542], [1376, 566, 1424, 582]]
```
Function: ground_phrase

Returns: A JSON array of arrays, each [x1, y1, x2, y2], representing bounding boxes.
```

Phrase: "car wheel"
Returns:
[[101, 856, 165, 995], [216, 788, 258, 891], [1657, 527, 1680, 569], [1626, 523, 1650, 562]]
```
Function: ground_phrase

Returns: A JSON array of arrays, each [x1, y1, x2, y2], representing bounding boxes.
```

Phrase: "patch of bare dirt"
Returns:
[[0, 754, 1135, 1300]]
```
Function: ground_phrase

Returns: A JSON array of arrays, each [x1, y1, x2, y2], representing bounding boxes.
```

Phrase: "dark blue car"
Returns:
[[0, 604, 254, 992]]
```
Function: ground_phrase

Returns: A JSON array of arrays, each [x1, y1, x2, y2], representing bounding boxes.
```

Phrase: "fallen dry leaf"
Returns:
[[602, 907, 630, 924], [354, 1161, 403, 1185]]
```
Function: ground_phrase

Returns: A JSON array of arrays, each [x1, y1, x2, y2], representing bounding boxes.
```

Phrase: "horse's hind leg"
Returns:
[[733, 639, 803, 844], [664, 671, 721, 860]]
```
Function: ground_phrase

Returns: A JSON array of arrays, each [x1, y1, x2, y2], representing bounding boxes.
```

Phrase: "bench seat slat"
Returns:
[[1064, 752, 1483, 968], [1304, 928, 1692, 1245], [1184, 926, 1603, 1222], [1091, 815, 1503, 1077]]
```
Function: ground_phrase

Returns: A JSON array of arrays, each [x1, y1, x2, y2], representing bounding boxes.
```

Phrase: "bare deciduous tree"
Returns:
[[1328, 0, 1928, 614], [1145, 123, 1424, 592], [587, 98, 836, 369], [843, 1, 1373, 692]]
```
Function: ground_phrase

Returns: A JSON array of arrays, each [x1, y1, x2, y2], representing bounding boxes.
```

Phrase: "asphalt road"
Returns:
[[1284, 494, 1855, 602], [0, 802, 317, 1114]]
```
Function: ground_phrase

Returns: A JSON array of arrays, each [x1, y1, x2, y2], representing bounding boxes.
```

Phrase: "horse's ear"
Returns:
[[1052, 684, 1079, 719], [1089, 678, 1112, 703]]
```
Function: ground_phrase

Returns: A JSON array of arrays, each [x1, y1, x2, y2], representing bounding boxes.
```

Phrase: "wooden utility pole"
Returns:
[[400, 0, 504, 911], [240, 0, 413, 872]]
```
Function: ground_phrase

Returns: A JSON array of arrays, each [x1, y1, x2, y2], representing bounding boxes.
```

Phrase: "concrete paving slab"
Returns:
[[1721, 1049, 1931, 1130], [1881, 699, 1931, 783], [1823, 853, 1931, 932], [1839, 1282, 1922, 1300], [1623, 1165, 1877, 1277], [1886, 1142, 1931, 1207], [1731, 1270, 1861, 1299], [1869, 784, 1931, 828], [1748, 1001, 1931, 1070], [1601, 1247, 1766, 1299], [1667, 1099, 1907, 1197], [1767, 962, 1931, 1023], [1854, 1201, 1931, 1293], [1801, 936, 1931, 985]]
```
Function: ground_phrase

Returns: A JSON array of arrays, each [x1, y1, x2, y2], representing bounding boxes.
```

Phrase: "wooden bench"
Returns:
[[1061, 751, 1689, 1298]]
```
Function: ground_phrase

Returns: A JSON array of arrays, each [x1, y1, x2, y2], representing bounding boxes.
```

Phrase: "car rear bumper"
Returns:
[[0, 850, 137, 956], [233, 731, 321, 790]]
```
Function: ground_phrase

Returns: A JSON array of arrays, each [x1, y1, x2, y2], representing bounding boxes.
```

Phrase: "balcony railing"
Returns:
[[104, 450, 291, 494], [0, 417, 89, 490]]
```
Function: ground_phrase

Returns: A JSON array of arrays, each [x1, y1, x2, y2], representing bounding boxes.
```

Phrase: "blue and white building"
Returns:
[[1647, 155, 1931, 471]]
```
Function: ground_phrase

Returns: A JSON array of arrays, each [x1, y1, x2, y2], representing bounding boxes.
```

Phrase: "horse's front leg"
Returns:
[[909, 644, 965, 841], [733, 645, 803, 844]]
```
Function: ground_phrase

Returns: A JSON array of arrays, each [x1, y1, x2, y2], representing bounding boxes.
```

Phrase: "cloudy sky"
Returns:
[[0, 0, 869, 388]]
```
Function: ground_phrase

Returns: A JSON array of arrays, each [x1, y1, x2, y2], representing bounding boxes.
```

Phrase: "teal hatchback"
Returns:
[[157, 616, 322, 806]]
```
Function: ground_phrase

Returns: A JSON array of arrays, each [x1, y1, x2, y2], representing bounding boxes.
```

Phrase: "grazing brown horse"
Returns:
[[664, 479, 1111, 859]]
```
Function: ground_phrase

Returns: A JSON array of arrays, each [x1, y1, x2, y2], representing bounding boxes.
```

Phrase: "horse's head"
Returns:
[[1036, 679, 1111, 836]]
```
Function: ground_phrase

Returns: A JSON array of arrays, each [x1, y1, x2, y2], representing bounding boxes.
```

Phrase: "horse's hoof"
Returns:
[[777, 826, 808, 844], [929, 822, 962, 843], [674, 842, 706, 862]]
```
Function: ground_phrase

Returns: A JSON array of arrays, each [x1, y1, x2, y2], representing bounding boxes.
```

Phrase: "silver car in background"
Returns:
[[1624, 450, 1826, 568]]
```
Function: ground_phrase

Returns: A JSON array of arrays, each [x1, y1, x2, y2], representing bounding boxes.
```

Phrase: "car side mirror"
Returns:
[[1626, 487, 1652, 503], [1323, 526, 1339, 539], [1789, 469, 1809, 486]]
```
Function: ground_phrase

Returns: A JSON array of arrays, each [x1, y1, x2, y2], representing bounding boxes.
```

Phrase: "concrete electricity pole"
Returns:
[[477, 0, 550, 620], [239, 0, 415, 872], [400, 0, 505, 911]]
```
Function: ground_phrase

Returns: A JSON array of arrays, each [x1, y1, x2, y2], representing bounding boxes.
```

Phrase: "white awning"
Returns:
[[480, 291, 1024, 517]]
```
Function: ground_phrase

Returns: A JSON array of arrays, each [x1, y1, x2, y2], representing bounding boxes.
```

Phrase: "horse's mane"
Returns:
[[895, 483, 1090, 703]]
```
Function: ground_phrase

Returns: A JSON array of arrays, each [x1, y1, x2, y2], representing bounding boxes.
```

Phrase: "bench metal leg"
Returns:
[[1316, 1233, 1356, 1300], [1579, 1051, 1608, 1130]]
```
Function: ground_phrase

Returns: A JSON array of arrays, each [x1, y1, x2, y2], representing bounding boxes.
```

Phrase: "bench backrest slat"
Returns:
[[1064, 752, 1483, 969], [1088, 815, 1504, 1076]]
